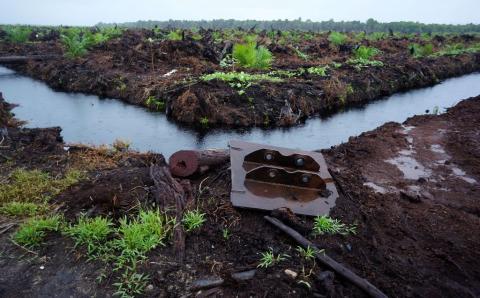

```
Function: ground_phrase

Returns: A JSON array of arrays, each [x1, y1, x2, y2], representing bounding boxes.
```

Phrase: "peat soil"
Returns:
[[1, 30, 480, 127], [1, 91, 480, 297]]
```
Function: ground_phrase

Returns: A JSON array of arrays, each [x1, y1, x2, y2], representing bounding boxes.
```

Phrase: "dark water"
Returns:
[[1, 66, 480, 158]]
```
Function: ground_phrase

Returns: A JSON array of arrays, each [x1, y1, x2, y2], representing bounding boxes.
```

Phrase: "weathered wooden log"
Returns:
[[264, 216, 388, 298], [0, 55, 60, 64], [169, 149, 229, 177], [149, 164, 192, 262]]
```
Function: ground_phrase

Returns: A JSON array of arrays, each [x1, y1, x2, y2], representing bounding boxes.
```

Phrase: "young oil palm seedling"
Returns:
[[232, 36, 273, 69], [313, 215, 357, 236], [5, 26, 32, 43], [409, 43, 434, 58], [328, 31, 348, 47]]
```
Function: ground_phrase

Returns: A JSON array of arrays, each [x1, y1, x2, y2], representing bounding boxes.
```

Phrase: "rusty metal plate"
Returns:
[[229, 140, 338, 216]]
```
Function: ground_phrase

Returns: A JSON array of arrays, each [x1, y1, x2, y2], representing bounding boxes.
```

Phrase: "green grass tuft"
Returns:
[[64, 216, 113, 257], [0, 169, 83, 205], [13, 215, 63, 248], [312, 215, 357, 236], [0, 202, 47, 217], [182, 209, 206, 232]]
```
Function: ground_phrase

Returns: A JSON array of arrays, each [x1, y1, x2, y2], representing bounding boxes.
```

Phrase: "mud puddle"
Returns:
[[1, 66, 480, 157]]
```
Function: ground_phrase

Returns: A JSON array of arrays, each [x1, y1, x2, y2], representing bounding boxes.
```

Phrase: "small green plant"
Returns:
[[145, 96, 165, 111], [312, 215, 357, 236], [112, 139, 131, 152], [354, 46, 380, 60], [328, 32, 347, 47], [113, 269, 150, 298], [257, 248, 289, 268], [306, 66, 328, 76], [331, 62, 342, 69], [409, 43, 434, 58], [294, 47, 309, 61], [222, 228, 230, 240], [182, 209, 206, 232], [347, 58, 384, 70], [0, 202, 46, 217], [296, 245, 316, 261], [64, 216, 113, 257], [13, 215, 63, 248], [232, 37, 274, 69], [199, 117, 209, 127], [166, 30, 182, 41], [61, 32, 88, 58]]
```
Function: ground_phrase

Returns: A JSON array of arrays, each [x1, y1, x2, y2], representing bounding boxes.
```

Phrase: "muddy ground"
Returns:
[[1, 30, 480, 128], [1, 89, 479, 297]]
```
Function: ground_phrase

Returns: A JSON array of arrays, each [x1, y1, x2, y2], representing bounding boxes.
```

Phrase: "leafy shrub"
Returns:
[[232, 38, 273, 69], [5, 26, 32, 43], [328, 31, 347, 46]]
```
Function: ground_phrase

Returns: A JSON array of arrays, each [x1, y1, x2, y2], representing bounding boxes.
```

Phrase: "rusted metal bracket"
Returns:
[[230, 140, 338, 216]]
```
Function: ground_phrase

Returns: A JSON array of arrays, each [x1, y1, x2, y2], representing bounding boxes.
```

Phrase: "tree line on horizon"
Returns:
[[97, 18, 480, 34]]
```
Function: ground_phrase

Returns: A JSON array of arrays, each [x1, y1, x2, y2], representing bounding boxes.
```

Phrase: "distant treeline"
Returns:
[[97, 18, 480, 34]]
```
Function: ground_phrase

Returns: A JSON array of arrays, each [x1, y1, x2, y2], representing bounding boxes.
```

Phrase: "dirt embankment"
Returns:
[[1, 31, 480, 128], [1, 92, 480, 297]]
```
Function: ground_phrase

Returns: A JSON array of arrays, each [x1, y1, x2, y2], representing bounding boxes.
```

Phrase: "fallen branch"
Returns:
[[0, 55, 61, 64], [264, 216, 388, 298]]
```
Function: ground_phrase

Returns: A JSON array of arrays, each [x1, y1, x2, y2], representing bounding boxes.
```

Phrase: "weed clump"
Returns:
[[0, 202, 47, 217], [257, 248, 289, 268], [0, 169, 83, 205], [182, 209, 206, 232], [232, 36, 273, 69], [4, 26, 32, 43], [13, 215, 63, 247], [313, 215, 357, 236], [64, 216, 114, 257]]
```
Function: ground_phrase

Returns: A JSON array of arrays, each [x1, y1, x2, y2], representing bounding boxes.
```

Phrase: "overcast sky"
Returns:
[[1, 0, 478, 26]]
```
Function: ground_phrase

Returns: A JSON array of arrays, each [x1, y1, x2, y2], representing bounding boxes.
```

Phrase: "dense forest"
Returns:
[[97, 18, 480, 33]]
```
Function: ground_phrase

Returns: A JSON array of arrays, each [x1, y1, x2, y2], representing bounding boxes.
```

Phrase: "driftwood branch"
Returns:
[[264, 216, 388, 298]]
